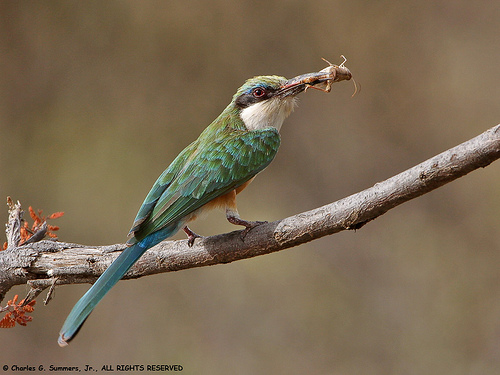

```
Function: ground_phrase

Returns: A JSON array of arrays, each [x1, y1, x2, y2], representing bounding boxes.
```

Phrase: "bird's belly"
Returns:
[[187, 177, 256, 222], [235, 177, 255, 194]]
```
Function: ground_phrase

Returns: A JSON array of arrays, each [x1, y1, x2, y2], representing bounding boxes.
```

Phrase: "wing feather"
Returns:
[[128, 127, 280, 243], [127, 141, 198, 236]]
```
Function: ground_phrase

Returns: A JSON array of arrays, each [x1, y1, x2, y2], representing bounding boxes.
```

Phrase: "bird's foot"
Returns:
[[227, 216, 267, 240], [183, 226, 203, 247]]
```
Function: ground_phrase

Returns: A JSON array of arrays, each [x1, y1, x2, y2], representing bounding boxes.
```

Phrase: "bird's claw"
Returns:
[[239, 220, 267, 241], [183, 226, 203, 247], [226, 215, 267, 240], [187, 233, 203, 247]]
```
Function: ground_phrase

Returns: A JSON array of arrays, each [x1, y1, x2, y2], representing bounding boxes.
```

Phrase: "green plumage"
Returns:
[[58, 73, 321, 345], [128, 105, 281, 245]]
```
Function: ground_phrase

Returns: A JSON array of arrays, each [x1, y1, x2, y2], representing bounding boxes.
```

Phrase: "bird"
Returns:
[[58, 63, 351, 346]]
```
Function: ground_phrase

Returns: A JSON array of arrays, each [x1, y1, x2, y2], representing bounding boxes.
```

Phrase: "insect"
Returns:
[[303, 56, 358, 97]]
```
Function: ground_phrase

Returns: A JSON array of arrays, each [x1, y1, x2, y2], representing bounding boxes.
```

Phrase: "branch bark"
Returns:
[[1, 124, 499, 304]]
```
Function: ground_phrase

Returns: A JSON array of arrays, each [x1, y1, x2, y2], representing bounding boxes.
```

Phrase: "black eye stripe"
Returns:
[[235, 93, 256, 108], [235, 86, 277, 109]]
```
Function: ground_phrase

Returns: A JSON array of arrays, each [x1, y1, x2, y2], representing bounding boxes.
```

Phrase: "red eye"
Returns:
[[252, 88, 266, 98]]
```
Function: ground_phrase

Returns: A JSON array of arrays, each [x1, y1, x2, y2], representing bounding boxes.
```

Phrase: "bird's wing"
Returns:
[[127, 140, 199, 237], [129, 127, 280, 243]]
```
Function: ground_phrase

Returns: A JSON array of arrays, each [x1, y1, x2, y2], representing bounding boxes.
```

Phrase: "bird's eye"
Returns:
[[252, 87, 266, 98]]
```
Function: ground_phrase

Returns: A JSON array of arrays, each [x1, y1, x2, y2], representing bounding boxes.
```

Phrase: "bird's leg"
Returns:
[[225, 208, 267, 240], [223, 189, 266, 240], [227, 215, 267, 239], [183, 226, 202, 247]]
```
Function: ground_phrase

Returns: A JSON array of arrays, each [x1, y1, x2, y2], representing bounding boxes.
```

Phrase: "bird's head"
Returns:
[[232, 70, 346, 132]]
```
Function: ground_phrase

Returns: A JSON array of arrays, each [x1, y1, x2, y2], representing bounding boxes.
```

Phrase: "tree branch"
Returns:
[[1, 124, 499, 304]]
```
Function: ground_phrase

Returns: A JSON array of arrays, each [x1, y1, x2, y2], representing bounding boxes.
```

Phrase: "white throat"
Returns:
[[240, 96, 297, 131]]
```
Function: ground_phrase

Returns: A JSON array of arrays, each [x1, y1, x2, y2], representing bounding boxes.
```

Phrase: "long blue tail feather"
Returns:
[[58, 242, 148, 346], [57, 221, 185, 346]]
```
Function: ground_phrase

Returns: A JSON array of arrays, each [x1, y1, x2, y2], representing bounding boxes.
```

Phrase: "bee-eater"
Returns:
[[58, 62, 352, 346]]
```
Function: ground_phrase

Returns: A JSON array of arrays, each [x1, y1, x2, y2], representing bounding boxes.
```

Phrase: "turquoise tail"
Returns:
[[58, 241, 148, 346], [57, 223, 183, 346]]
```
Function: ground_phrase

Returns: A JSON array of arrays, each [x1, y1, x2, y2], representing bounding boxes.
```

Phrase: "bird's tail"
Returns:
[[58, 242, 148, 346]]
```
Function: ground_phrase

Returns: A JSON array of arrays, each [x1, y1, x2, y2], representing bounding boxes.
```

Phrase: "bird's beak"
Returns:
[[277, 62, 352, 97]]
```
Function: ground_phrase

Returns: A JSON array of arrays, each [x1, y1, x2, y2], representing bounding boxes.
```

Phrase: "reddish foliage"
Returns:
[[21, 206, 64, 245], [48, 212, 65, 219], [2, 205, 64, 250], [0, 295, 36, 328]]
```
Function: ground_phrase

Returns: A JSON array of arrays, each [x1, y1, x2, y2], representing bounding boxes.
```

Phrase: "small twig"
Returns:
[[24, 278, 59, 306], [24, 281, 48, 306], [43, 277, 58, 305], [22, 222, 48, 245]]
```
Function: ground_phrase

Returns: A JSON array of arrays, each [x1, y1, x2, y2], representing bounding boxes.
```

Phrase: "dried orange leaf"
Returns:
[[48, 212, 65, 219], [0, 314, 15, 328], [28, 206, 39, 222], [16, 314, 32, 326], [0, 296, 36, 328], [22, 301, 36, 313]]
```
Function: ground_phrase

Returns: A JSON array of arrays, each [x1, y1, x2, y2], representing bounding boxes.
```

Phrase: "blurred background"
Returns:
[[1, 1, 499, 374]]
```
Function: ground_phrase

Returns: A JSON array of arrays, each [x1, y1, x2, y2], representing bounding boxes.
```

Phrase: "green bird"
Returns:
[[58, 62, 352, 346]]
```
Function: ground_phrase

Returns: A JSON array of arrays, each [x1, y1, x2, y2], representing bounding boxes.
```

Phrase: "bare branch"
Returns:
[[0, 124, 499, 304]]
